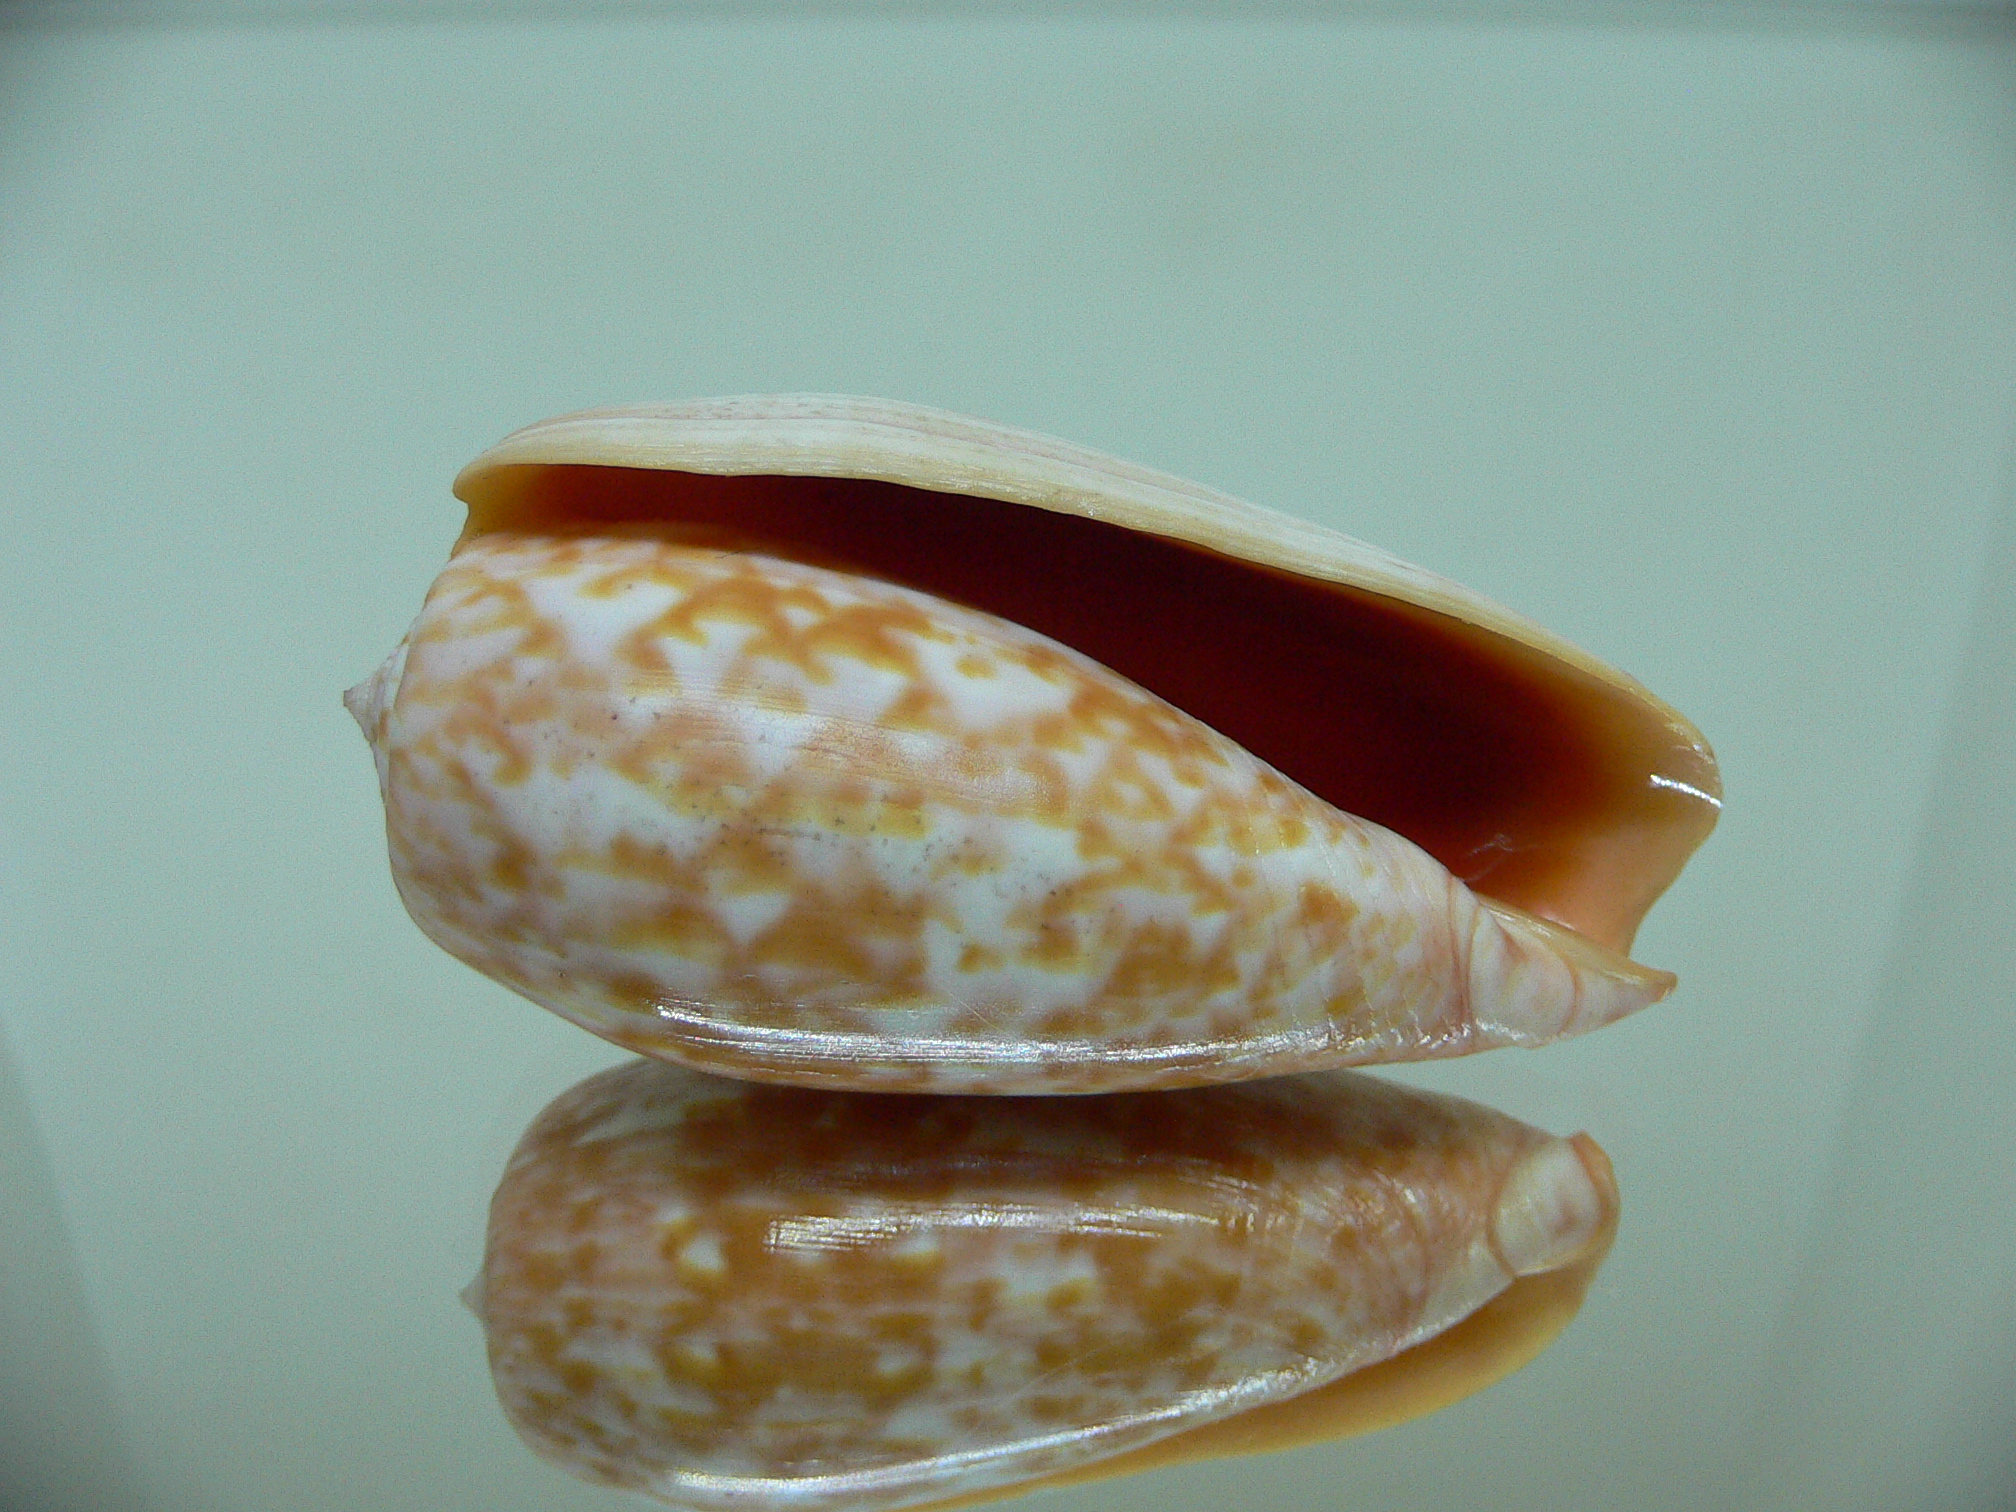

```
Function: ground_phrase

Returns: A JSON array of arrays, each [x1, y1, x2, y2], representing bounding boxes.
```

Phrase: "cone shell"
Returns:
[[475, 1060, 1619, 1512], [348, 396, 1719, 1092]]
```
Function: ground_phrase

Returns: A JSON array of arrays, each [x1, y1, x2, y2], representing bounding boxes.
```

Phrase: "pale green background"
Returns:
[[2, 5, 2012, 1510]]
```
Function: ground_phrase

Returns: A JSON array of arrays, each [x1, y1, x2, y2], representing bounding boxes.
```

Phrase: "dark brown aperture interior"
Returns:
[[464, 465, 1719, 953]]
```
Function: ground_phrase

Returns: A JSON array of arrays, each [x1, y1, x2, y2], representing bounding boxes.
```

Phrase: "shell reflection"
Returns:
[[475, 1061, 1618, 1511]]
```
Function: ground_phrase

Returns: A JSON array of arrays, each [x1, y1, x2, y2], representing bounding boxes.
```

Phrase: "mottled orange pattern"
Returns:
[[356, 532, 1667, 1092], [477, 1061, 1612, 1512]]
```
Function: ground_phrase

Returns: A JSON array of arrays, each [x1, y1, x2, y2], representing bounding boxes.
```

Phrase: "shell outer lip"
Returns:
[[450, 392, 1716, 775]]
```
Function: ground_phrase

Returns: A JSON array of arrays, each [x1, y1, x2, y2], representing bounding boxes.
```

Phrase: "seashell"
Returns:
[[473, 1059, 1620, 1512], [347, 396, 1719, 1092]]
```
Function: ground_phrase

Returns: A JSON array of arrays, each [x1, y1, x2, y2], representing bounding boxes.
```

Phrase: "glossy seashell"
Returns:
[[474, 1059, 1619, 1512], [347, 396, 1719, 1092]]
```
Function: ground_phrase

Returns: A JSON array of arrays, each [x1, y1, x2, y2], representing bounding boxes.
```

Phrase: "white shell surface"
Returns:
[[354, 532, 1671, 1094], [477, 1060, 1618, 1512]]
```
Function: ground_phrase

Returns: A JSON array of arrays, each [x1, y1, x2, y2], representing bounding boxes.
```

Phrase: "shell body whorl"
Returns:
[[364, 531, 1668, 1093]]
